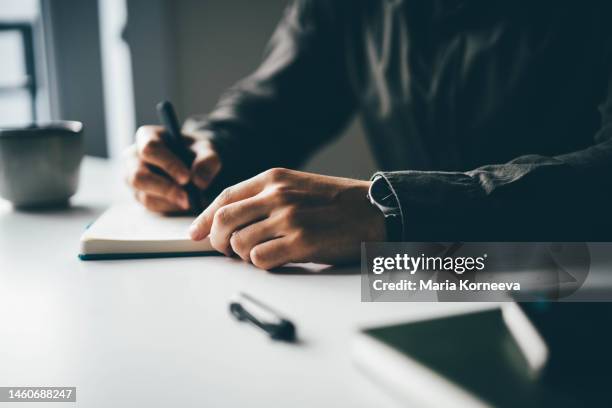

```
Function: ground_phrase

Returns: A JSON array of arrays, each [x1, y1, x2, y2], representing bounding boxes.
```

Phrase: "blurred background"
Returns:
[[0, 0, 376, 179]]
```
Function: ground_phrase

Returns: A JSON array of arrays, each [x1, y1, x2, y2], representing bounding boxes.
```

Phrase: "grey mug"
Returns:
[[0, 121, 84, 208]]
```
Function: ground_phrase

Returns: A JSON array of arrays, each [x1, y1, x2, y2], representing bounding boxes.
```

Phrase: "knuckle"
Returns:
[[194, 156, 215, 174], [283, 205, 301, 226], [200, 157, 221, 179], [293, 228, 308, 246], [269, 184, 292, 204], [229, 231, 244, 251], [166, 184, 181, 199], [130, 168, 149, 189], [209, 231, 231, 255], [141, 140, 160, 157], [209, 237, 224, 253], [165, 162, 182, 178], [265, 167, 288, 181], [218, 187, 233, 203], [250, 247, 269, 269], [230, 233, 249, 260], [140, 194, 156, 209], [214, 207, 231, 225]]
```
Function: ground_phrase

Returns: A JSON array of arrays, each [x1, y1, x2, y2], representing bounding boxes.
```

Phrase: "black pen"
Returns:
[[156, 100, 202, 212], [229, 292, 297, 342]]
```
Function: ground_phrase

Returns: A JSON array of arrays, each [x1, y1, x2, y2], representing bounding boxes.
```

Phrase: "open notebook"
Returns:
[[79, 203, 214, 260]]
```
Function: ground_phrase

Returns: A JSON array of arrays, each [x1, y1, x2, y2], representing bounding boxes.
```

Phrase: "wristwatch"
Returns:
[[367, 175, 403, 242]]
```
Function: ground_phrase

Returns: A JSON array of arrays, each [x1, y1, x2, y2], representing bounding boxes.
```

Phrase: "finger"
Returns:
[[230, 217, 282, 262], [190, 171, 274, 240], [129, 165, 190, 210], [135, 191, 184, 213], [207, 194, 272, 253], [191, 141, 221, 190], [136, 126, 190, 185], [250, 237, 294, 270], [207, 195, 274, 255]]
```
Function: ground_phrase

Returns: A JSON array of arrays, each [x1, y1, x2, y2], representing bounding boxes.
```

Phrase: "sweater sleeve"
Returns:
[[373, 81, 612, 242], [183, 0, 356, 193]]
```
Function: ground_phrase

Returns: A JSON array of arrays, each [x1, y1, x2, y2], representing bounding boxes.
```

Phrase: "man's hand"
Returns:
[[189, 168, 386, 270], [125, 126, 222, 213]]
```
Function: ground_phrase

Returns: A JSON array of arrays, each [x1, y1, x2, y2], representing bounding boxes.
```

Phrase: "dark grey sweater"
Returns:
[[184, 0, 612, 241]]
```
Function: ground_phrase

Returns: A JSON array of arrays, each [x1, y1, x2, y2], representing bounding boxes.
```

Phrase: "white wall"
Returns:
[[42, 0, 108, 156], [99, 0, 136, 159]]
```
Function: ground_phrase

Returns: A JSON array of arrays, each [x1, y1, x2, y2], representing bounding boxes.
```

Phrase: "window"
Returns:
[[1, 0, 109, 157], [0, 0, 39, 127]]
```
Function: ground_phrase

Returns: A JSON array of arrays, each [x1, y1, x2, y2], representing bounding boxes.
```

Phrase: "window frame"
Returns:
[[0, 22, 38, 124]]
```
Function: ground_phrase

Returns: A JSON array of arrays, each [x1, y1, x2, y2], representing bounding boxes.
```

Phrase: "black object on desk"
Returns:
[[512, 302, 612, 381], [229, 292, 296, 342], [156, 100, 202, 212], [354, 307, 612, 407]]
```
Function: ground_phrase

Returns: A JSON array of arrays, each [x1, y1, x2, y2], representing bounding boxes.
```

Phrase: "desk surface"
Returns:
[[0, 158, 489, 408]]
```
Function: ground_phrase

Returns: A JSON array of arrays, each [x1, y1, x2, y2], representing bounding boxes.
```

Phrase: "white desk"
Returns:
[[0, 158, 489, 408]]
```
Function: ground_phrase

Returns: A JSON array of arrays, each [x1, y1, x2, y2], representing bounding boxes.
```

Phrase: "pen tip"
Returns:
[[156, 100, 170, 111]]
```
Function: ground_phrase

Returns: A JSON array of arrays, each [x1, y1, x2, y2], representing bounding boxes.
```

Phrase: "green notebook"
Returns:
[[352, 309, 608, 407]]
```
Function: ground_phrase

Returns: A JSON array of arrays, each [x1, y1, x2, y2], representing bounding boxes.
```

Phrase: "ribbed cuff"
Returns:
[[369, 172, 405, 241], [372, 170, 484, 241]]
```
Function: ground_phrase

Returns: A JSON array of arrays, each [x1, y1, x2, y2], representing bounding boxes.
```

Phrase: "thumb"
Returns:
[[190, 140, 222, 190]]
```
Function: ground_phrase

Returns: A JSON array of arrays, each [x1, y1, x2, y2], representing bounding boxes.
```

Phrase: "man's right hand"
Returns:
[[125, 125, 222, 213]]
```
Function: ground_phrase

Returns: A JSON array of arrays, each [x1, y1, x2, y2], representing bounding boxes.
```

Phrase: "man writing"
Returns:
[[125, 0, 612, 269]]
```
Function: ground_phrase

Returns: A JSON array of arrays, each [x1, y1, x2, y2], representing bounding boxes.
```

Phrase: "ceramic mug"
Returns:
[[0, 121, 84, 208]]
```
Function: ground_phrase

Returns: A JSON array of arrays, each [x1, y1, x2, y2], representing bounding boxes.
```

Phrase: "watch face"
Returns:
[[370, 177, 398, 209], [379, 191, 397, 208]]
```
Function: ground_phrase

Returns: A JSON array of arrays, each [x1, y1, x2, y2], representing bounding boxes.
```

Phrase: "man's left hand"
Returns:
[[189, 168, 386, 269]]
